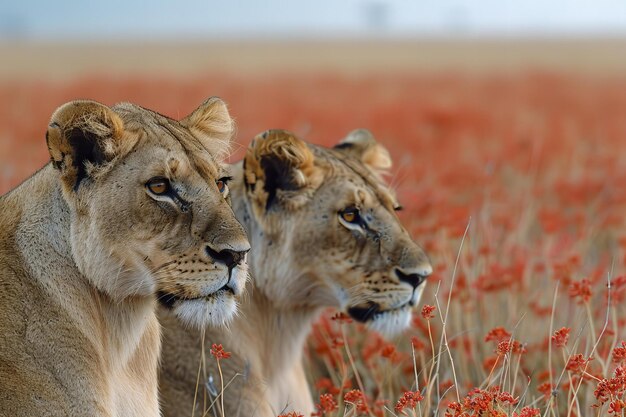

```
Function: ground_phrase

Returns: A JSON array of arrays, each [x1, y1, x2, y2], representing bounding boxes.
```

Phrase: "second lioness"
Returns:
[[160, 129, 432, 417]]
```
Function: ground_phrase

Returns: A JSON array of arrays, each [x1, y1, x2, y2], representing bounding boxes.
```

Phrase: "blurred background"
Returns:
[[2, 1, 626, 412], [1, 0, 626, 193]]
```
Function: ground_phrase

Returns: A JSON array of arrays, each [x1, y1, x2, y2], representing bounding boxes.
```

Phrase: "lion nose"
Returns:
[[205, 245, 249, 269], [395, 264, 432, 289]]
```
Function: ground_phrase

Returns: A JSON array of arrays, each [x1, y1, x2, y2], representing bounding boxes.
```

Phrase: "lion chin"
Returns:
[[158, 268, 247, 328], [347, 303, 413, 337], [169, 292, 238, 329], [367, 308, 413, 337]]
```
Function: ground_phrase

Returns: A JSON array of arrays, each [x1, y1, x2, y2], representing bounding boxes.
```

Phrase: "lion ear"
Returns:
[[46, 100, 125, 192], [181, 97, 234, 160], [243, 129, 322, 213], [334, 129, 392, 175]]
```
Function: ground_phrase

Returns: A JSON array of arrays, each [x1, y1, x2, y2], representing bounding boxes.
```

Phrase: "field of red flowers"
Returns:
[[1, 69, 626, 416]]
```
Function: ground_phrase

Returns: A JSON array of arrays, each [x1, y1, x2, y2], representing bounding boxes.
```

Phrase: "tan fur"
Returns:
[[0, 98, 249, 417], [159, 129, 432, 417], [335, 128, 392, 177]]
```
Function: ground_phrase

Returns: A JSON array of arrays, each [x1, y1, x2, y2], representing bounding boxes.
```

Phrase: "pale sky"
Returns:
[[1, 0, 626, 39]]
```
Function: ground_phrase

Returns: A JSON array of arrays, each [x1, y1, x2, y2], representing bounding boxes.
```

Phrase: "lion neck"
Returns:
[[230, 177, 323, 382], [238, 289, 321, 377], [6, 164, 159, 373]]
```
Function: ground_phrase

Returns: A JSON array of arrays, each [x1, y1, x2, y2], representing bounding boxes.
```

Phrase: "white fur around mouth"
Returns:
[[367, 305, 413, 337], [161, 288, 238, 329]]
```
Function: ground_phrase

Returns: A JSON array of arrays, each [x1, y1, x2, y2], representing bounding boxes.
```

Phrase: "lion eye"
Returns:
[[216, 177, 231, 195], [340, 207, 360, 224], [146, 177, 170, 195]]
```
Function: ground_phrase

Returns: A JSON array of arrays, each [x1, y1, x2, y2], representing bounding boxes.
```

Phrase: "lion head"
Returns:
[[45, 98, 249, 328], [239, 129, 431, 335]]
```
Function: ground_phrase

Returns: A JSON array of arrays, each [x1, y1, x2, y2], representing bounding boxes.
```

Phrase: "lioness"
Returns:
[[160, 129, 431, 417], [0, 98, 249, 417]]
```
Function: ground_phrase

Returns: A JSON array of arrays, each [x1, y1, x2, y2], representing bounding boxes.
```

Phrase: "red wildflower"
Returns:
[[514, 406, 540, 417], [344, 390, 369, 414], [421, 304, 436, 319], [317, 393, 338, 414], [569, 279, 592, 304], [551, 327, 571, 347], [496, 340, 511, 356], [537, 382, 553, 398], [209, 343, 231, 360], [394, 391, 424, 414], [613, 341, 626, 364], [344, 390, 364, 403], [485, 327, 512, 342], [609, 399, 626, 414], [497, 391, 519, 405], [278, 413, 304, 417], [444, 401, 465, 417], [381, 344, 397, 359], [462, 388, 497, 414], [594, 379, 613, 404], [443, 387, 518, 416], [566, 354, 590, 374], [595, 368, 626, 404]]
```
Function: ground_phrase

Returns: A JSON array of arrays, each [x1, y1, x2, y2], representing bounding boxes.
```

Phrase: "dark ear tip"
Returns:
[[333, 142, 353, 150]]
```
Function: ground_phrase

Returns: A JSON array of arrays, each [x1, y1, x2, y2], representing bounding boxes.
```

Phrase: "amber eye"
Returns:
[[340, 207, 360, 224], [216, 179, 226, 193], [146, 178, 170, 195], [216, 176, 231, 195]]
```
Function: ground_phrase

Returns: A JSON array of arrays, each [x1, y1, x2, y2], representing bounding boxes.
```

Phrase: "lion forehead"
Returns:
[[116, 106, 224, 182]]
